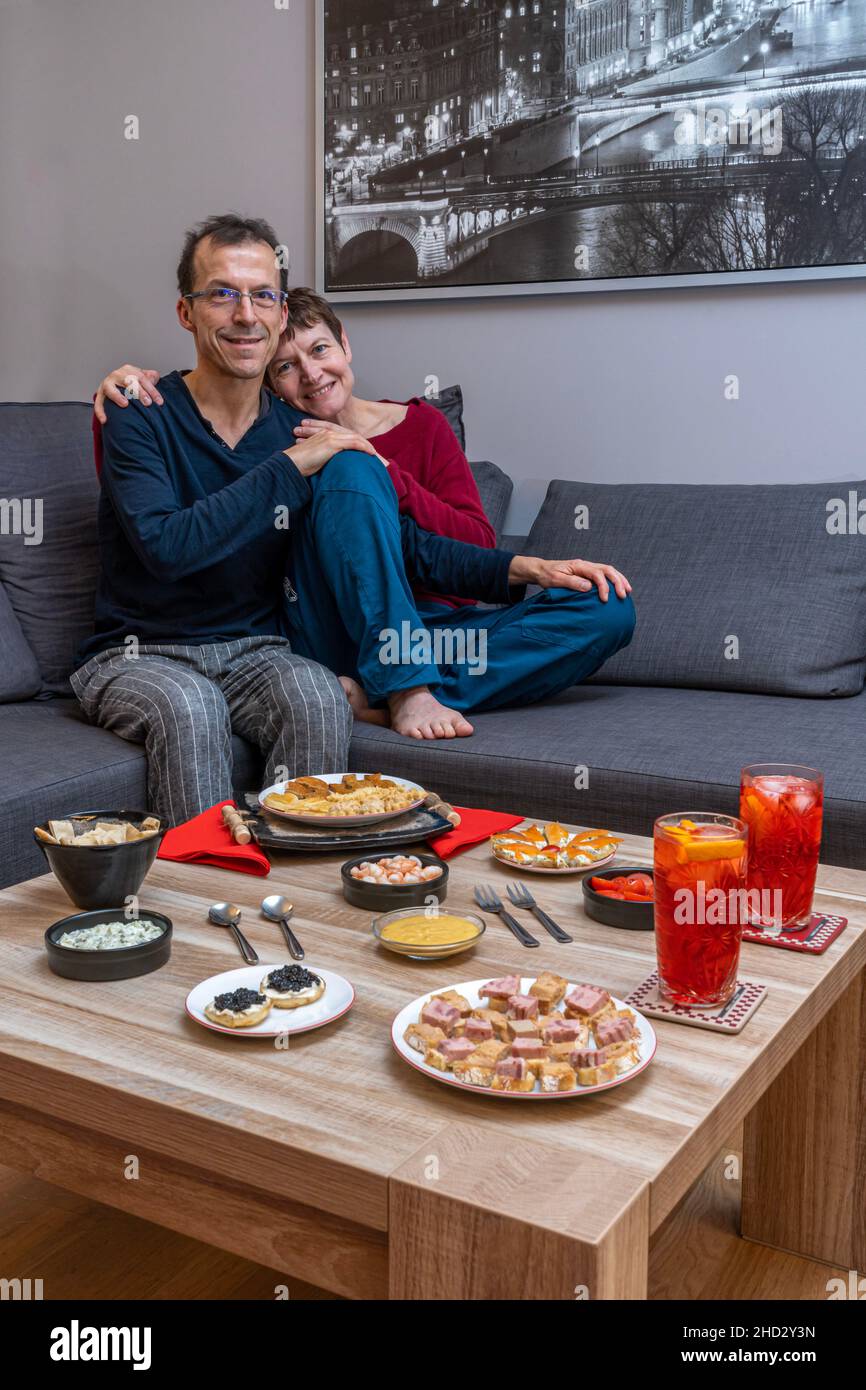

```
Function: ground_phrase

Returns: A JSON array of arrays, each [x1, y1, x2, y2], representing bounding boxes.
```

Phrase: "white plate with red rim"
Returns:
[[259, 772, 425, 826], [391, 976, 657, 1100], [185, 964, 355, 1038]]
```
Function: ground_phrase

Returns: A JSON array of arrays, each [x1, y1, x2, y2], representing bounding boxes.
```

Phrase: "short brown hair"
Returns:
[[283, 287, 345, 346], [176, 213, 287, 297]]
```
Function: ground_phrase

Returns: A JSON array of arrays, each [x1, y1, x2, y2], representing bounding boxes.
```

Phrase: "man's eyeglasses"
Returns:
[[184, 287, 288, 311]]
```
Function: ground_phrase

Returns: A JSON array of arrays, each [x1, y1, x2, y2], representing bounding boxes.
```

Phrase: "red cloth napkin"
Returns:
[[427, 806, 524, 860], [158, 800, 270, 877]]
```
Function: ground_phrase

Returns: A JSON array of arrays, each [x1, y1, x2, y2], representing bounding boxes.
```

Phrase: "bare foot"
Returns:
[[338, 676, 390, 726], [388, 686, 474, 740]]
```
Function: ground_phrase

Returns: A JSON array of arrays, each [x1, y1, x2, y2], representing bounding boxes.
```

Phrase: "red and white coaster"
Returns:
[[741, 912, 848, 955], [624, 972, 767, 1034]]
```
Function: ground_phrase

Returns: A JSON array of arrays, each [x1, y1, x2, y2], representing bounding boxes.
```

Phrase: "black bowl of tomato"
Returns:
[[582, 866, 654, 931]]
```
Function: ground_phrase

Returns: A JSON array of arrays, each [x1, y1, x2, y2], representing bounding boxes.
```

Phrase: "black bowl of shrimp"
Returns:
[[341, 851, 448, 911]]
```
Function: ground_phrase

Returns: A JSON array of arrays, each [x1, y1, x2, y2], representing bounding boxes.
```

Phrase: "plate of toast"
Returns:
[[259, 772, 425, 826], [392, 972, 656, 1099], [186, 964, 355, 1037]]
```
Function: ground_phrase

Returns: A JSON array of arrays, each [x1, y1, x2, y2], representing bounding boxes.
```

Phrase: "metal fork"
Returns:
[[474, 884, 539, 948], [506, 882, 573, 943]]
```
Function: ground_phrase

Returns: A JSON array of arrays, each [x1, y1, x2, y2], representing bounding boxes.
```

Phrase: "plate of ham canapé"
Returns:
[[392, 972, 656, 1099]]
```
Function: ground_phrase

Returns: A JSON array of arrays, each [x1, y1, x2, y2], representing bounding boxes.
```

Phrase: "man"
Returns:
[[92, 242, 636, 757], [73, 214, 367, 824]]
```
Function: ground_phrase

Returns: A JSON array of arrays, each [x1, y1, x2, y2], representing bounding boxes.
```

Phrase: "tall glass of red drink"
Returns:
[[654, 813, 749, 1008], [739, 764, 823, 931]]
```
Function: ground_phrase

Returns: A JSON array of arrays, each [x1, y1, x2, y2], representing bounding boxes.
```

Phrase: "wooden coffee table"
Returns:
[[0, 823, 863, 1300]]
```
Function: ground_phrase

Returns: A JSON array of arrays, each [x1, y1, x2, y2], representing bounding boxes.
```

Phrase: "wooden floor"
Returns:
[[0, 1126, 846, 1300]]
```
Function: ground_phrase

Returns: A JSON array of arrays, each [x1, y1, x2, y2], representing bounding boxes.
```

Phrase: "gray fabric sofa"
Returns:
[[2, 396, 864, 890]]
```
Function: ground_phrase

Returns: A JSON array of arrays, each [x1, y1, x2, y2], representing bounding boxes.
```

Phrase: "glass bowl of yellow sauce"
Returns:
[[371, 907, 485, 960]]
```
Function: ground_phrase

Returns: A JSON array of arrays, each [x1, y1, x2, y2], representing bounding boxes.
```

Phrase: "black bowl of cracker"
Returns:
[[33, 810, 164, 910]]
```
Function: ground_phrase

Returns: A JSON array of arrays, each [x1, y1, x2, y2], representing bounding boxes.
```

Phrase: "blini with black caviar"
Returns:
[[260, 964, 326, 1009]]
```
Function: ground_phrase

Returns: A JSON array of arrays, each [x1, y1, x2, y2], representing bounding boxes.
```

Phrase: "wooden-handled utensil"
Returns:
[[222, 804, 252, 844], [421, 791, 461, 826]]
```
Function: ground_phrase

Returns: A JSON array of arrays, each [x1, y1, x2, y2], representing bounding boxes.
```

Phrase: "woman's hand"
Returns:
[[94, 366, 163, 424], [508, 556, 632, 601], [284, 425, 387, 478]]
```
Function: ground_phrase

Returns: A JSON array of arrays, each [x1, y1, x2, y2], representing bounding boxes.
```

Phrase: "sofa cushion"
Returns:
[[426, 382, 465, 450], [469, 460, 514, 540], [0, 698, 264, 888], [349, 681, 866, 868], [525, 480, 866, 697], [426, 384, 513, 537], [0, 403, 100, 693], [0, 700, 147, 888], [0, 583, 42, 702]]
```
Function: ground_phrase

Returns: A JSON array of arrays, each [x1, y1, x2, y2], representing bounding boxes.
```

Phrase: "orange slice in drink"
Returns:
[[679, 833, 747, 862], [663, 819, 745, 862], [663, 819, 696, 841]]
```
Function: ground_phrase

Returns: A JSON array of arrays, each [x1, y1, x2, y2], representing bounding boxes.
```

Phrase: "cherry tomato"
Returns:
[[624, 873, 653, 896], [590, 876, 620, 893], [590, 872, 653, 903]]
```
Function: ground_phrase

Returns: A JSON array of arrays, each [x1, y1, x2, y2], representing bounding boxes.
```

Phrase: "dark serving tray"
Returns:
[[241, 793, 451, 854]]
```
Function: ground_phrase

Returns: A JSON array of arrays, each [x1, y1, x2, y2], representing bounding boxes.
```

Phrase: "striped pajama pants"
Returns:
[[70, 636, 352, 827]]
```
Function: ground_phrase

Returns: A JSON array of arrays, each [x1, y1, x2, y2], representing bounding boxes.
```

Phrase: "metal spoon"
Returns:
[[261, 895, 304, 960], [208, 902, 259, 964]]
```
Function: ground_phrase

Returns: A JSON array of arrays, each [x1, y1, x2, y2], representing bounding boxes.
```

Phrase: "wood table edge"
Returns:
[[0, 1096, 387, 1299], [0, 1048, 390, 1233], [648, 918, 866, 1229], [387, 1121, 651, 1299]]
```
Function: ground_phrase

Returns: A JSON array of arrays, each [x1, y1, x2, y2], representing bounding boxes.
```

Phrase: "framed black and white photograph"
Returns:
[[317, 0, 866, 299]]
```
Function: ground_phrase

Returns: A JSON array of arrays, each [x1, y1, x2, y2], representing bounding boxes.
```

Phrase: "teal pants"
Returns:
[[284, 453, 635, 711]]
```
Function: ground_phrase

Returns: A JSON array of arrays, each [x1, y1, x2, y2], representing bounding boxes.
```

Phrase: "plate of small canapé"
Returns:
[[185, 963, 355, 1037], [491, 822, 620, 874], [259, 772, 425, 827], [392, 971, 656, 1099]]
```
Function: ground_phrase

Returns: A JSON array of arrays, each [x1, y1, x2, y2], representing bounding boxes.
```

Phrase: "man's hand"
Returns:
[[508, 555, 632, 602], [284, 426, 384, 478], [94, 365, 163, 424], [293, 417, 353, 439]]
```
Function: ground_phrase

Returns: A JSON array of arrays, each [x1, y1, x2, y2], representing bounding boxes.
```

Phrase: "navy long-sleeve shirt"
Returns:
[[79, 370, 516, 662]]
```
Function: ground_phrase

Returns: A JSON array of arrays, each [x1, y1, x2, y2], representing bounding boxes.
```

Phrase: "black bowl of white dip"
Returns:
[[44, 909, 172, 981]]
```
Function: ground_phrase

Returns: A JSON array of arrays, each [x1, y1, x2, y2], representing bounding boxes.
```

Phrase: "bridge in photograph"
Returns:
[[326, 152, 847, 280]]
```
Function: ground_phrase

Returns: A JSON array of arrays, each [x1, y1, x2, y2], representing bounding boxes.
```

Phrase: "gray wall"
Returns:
[[2, 0, 863, 533]]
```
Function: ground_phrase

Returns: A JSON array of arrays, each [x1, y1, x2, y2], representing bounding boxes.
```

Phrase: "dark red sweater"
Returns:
[[93, 394, 495, 609], [373, 397, 495, 608]]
